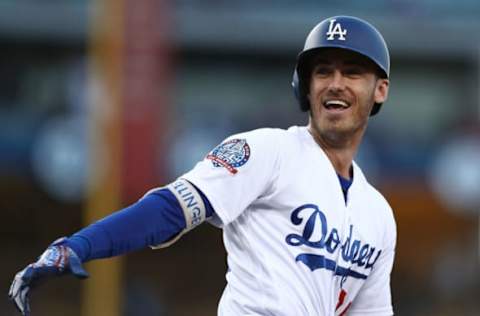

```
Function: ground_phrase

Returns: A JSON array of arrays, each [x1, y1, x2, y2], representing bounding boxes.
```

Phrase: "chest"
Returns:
[[261, 157, 385, 279]]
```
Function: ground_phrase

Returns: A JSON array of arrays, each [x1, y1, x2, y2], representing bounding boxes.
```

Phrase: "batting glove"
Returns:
[[8, 237, 89, 316]]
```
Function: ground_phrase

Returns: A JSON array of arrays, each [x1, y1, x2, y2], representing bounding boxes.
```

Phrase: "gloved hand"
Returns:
[[8, 237, 89, 316]]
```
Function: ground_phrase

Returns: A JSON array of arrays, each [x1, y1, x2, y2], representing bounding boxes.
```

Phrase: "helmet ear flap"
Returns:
[[292, 69, 311, 112], [370, 103, 382, 116], [291, 71, 301, 101]]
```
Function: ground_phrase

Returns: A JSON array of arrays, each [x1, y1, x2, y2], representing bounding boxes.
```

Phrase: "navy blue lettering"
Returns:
[[356, 245, 370, 266], [286, 204, 327, 248], [365, 249, 382, 269], [349, 240, 361, 263], [285, 203, 383, 276], [341, 225, 354, 262], [325, 228, 340, 252]]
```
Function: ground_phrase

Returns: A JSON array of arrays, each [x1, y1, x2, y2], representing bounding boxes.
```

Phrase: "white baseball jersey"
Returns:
[[182, 126, 396, 316]]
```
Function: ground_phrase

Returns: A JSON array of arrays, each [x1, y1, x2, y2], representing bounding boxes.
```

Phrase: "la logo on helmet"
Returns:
[[326, 19, 347, 41]]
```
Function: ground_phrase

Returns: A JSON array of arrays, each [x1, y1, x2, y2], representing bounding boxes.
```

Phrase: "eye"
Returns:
[[313, 65, 331, 76], [343, 66, 364, 77]]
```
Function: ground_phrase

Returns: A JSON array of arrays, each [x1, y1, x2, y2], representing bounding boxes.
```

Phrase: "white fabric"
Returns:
[[183, 126, 396, 316]]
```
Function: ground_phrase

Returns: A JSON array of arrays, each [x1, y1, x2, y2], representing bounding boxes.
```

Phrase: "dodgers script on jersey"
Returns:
[[182, 126, 396, 316]]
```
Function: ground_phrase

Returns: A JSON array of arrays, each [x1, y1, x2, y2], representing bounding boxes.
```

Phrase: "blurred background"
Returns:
[[1, 0, 479, 315]]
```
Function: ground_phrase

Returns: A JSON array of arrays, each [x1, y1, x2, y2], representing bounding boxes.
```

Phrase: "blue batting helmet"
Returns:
[[292, 16, 390, 116]]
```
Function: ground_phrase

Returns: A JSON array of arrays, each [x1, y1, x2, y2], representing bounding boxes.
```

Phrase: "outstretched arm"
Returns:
[[9, 179, 214, 316]]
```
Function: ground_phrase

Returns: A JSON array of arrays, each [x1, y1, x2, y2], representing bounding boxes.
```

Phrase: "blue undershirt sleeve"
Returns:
[[65, 186, 215, 262]]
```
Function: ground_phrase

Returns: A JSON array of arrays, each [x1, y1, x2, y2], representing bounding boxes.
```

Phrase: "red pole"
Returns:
[[122, 0, 172, 201]]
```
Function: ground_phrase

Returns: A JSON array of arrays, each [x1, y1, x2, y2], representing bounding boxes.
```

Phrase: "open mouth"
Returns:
[[323, 99, 351, 111]]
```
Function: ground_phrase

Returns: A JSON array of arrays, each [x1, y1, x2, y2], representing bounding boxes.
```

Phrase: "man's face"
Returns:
[[307, 48, 389, 146]]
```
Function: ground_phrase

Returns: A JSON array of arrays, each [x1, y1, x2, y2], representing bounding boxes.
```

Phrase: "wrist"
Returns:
[[64, 235, 91, 262]]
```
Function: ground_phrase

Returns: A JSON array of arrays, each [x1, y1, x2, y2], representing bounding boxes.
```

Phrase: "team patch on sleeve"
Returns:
[[206, 138, 251, 174]]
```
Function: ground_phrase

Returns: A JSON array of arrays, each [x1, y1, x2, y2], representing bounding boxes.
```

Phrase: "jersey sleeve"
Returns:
[[348, 211, 397, 316], [181, 128, 281, 226]]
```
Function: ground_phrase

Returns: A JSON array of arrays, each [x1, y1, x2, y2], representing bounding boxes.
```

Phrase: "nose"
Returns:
[[327, 70, 345, 92]]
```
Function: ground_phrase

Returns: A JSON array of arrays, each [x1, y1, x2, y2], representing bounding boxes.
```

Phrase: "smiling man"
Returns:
[[10, 16, 396, 316], [304, 47, 389, 178]]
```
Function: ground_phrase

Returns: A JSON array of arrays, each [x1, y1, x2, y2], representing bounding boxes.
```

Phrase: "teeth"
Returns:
[[325, 100, 349, 108]]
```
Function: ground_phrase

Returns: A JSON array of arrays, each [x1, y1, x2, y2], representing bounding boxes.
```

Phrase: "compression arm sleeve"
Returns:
[[64, 181, 214, 262]]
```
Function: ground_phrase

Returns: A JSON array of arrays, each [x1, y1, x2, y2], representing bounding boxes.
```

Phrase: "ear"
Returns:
[[374, 78, 389, 104]]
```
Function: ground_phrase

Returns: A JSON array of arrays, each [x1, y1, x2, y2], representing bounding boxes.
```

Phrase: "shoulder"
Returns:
[[228, 127, 291, 141], [224, 126, 304, 152]]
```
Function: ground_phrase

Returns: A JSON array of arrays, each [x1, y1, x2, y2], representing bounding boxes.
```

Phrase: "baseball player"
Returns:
[[9, 15, 396, 316]]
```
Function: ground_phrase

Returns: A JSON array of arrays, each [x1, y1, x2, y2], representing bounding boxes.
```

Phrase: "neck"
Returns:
[[307, 123, 365, 179]]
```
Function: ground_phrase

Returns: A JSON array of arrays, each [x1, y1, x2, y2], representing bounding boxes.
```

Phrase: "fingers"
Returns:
[[16, 286, 31, 316], [9, 269, 31, 316], [8, 242, 89, 316]]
